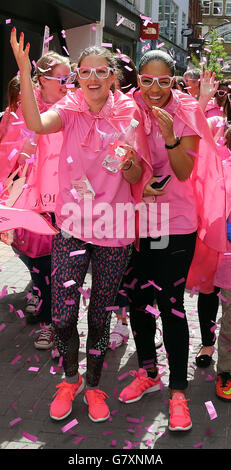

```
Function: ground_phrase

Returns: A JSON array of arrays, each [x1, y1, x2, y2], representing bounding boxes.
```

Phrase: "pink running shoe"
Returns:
[[84, 389, 110, 422], [169, 392, 192, 431], [50, 375, 84, 420], [118, 368, 161, 404]]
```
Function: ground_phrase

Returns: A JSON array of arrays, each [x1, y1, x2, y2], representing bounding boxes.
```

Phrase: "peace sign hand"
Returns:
[[10, 27, 31, 75]]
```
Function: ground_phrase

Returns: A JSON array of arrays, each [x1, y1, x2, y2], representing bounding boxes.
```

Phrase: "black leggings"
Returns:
[[197, 287, 220, 346], [127, 232, 197, 390]]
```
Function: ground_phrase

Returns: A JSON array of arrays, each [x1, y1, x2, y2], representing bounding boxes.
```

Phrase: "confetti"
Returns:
[[205, 401, 217, 420], [0, 323, 6, 332], [9, 417, 22, 426], [11, 355, 22, 365], [101, 42, 112, 47], [89, 349, 101, 356], [5, 19, 11, 24], [61, 418, 78, 432], [62, 46, 69, 55], [171, 308, 185, 319], [63, 279, 76, 288], [156, 42, 165, 49], [22, 432, 38, 442], [173, 277, 185, 286], [8, 148, 17, 161], [69, 250, 86, 256], [28, 367, 39, 372], [116, 17, 125, 27]]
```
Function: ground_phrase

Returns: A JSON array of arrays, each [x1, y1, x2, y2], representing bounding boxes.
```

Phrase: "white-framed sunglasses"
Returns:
[[43, 72, 77, 85], [76, 66, 114, 80], [216, 90, 231, 98], [138, 74, 175, 88]]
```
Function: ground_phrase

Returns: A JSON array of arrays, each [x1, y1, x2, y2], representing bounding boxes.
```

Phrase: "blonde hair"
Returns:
[[33, 50, 70, 84]]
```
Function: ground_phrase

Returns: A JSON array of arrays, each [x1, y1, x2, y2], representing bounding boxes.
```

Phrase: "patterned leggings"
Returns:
[[51, 231, 132, 387]]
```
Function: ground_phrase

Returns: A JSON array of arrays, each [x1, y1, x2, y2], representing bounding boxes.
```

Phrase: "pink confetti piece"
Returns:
[[61, 418, 78, 433], [156, 42, 165, 49], [9, 417, 22, 426], [28, 367, 39, 372], [61, 29, 66, 38], [22, 432, 38, 442], [45, 276, 50, 285], [63, 279, 76, 288], [92, 26, 96, 31], [89, 349, 101, 356], [123, 440, 133, 449], [5, 19, 11, 24], [67, 155, 73, 163], [51, 266, 59, 276], [44, 35, 54, 44], [124, 65, 133, 72], [65, 299, 75, 305], [69, 250, 86, 257], [101, 42, 112, 47], [116, 17, 125, 27], [0, 323, 6, 332], [8, 148, 17, 161], [194, 442, 204, 448], [111, 440, 117, 447], [173, 277, 185, 286], [118, 372, 129, 381], [171, 308, 185, 319], [62, 45, 69, 56], [205, 401, 217, 420], [11, 355, 22, 365], [145, 304, 160, 317]]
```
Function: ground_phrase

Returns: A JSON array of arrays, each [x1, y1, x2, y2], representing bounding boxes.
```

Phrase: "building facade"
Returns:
[[202, 0, 231, 74]]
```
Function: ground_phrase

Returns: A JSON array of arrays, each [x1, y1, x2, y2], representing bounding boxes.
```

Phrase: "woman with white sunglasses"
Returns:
[[10, 29, 152, 424], [118, 50, 226, 432]]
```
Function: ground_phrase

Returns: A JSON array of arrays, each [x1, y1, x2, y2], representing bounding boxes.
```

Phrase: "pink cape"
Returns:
[[52, 88, 153, 205], [0, 205, 58, 235], [0, 88, 63, 213], [133, 89, 227, 293]]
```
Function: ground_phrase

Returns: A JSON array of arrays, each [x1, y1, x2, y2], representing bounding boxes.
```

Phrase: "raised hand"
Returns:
[[199, 68, 219, 101], [10, 27, 31, 75]]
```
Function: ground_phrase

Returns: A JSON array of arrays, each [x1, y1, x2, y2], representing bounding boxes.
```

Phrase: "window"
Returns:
[[202, 0, 210, 15], [213, 1, 223, 15], [226, 1, 231, 15], [158, 0, 179, 44]]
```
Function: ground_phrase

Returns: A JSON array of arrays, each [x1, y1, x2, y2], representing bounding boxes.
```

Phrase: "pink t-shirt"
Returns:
[[136, 92, 198, 237], [52, 90, 140, 247], [210, 116, 231, 289], [205, 98, 223, 118]]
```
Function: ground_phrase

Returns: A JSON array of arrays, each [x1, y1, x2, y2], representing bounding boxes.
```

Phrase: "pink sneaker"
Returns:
[[50, 375, 84, 420], [118, 368, 161, 404], [169, 392, 192, 431], [84, 389, 110, 422]]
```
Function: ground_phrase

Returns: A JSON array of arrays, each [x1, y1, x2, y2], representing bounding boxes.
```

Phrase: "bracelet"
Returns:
[[122, 160, 133, 171], [165, 136, 180, 149]]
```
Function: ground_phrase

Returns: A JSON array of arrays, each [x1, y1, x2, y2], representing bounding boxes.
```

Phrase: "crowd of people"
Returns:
[[0, 26, 231, 432]]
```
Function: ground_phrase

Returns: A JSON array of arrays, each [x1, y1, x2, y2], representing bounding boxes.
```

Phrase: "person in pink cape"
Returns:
[[190, 75, 231, 369], [10, 28, 152, 423], [0, 50, 72, 352], [205, 116, 231, 400], [117, 50, 227, 432], [204, 80, 231, 118]]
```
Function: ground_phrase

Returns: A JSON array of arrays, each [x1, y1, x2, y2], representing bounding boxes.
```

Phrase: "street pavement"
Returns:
[[0, 241, 231, 462]]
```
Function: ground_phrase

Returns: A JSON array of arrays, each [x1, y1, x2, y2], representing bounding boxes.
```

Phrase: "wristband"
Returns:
[[165, 136, 180, 149]]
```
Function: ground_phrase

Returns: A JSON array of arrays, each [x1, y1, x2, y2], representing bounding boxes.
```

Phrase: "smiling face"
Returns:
[[39, 63, 71, 104], [138, 60, 175, 109], [77, 54, 116, 112]]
